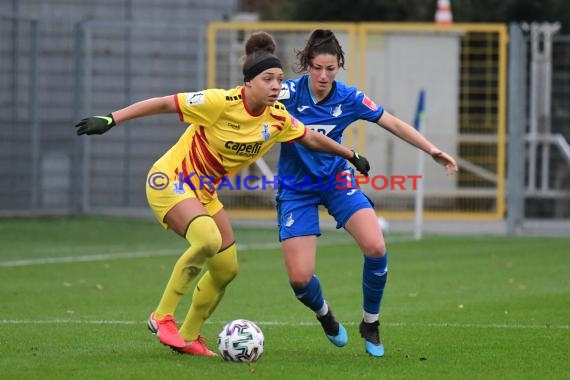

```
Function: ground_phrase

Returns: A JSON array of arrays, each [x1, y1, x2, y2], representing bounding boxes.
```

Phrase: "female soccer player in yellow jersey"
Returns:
[[75, 31, 371, 356]]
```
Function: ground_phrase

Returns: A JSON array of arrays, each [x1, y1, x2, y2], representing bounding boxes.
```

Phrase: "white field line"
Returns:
[[0, 319, 567, 330], [0, 249, 181, 267], [0, 236, 411, 268], [0, 243, 291, 268]]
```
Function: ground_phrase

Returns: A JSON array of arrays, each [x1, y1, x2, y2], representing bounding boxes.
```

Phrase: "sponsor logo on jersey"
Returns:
[[308, 124, 336, 135], [297, 105, 310, 112], [362, 95, 378, 111], [225, 141, 263, 157], [228, 122, 240, 130], [185, 91, 206, 106]]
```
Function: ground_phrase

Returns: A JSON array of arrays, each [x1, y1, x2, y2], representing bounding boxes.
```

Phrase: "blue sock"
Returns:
[[362, 253, 388, 314], [291, 275, 325, 312]]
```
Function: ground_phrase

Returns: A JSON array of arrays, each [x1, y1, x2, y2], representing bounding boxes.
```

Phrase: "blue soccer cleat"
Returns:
[[359, 320, 385, 357], [316, 306, 348, 347], [328, 322, 348, 347]]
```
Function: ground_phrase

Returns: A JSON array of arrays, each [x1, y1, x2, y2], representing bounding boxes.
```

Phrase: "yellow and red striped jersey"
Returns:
[[153, 86, 306, 193]]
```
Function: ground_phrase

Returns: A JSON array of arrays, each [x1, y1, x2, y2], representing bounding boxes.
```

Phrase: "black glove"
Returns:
[[75, 113, 116, 135], [348, 150, 370, 176]]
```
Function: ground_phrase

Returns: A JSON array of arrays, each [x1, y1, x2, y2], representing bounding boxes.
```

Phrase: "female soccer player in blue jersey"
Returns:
[[75, 31, 370, 357], [277, 29, 458, 357]]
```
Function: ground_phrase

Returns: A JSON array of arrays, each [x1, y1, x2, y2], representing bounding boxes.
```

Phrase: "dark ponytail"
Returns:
[[294, 29, 345, 73]]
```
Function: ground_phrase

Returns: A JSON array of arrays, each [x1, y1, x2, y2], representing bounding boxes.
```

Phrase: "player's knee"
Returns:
[[223, 255, 238, 283], [185, 215, 222, 258], [215, 260, 238, 287], [362, 239, 386, 257], [289, 274, 312, 289], [210, 244, 239, 287]]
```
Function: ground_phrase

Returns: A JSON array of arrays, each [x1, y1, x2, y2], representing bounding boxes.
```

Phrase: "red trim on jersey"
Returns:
[[196, 126, 226, 175], [190, 140, 209, 176], [173, 94, 183, 121], [241, 87, 265, 117], [181, 157, 190, 179], [287, 127, 307, 143], [196, 125, 209, 143], [290, 115, 300, 128], [270, 113, 286, 122]]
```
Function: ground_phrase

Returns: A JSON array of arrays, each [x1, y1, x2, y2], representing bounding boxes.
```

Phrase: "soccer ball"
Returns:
[[378, 216, 390, 234], [217, 319, 264, 362]]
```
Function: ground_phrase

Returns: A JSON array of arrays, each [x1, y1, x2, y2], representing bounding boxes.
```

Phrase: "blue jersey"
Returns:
[[277, 75, 384, 191]]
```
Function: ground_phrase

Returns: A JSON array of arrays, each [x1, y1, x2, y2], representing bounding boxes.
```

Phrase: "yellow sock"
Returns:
[[154, 215, 221, 319], [179, 243, 238, 341]]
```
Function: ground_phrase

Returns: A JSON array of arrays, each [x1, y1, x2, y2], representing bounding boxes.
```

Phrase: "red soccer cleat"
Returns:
[[174, 336, 217, 356], [147, 312, 186, 349]]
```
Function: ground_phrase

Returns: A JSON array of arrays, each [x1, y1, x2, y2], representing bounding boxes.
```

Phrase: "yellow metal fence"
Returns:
[[208, 22, 508, 221]]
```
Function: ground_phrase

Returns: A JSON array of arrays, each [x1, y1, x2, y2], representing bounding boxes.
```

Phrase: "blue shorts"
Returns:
[[275, 171, 374, 241]]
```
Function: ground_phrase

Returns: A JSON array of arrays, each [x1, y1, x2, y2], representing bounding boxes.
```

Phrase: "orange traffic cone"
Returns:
[[435, 0, 453, 25]]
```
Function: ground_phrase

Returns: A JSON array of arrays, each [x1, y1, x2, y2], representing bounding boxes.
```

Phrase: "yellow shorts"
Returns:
[[145, 166, 224, 229]]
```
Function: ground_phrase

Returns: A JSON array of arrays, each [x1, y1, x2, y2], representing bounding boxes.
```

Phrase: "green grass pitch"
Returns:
[[0, 217, 568, 379]]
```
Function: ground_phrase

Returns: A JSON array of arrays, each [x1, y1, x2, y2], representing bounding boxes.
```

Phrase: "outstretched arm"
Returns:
[[112, 96, 178, 123], [377, 111, 458, 175], [298, 129, 353, 158], [297, 129, 370, 176], [75, 95, 177, 135]]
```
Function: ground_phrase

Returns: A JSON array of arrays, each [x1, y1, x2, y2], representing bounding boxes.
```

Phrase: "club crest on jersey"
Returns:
[[261, 124, 271, 141], [331, 104, 342, 117]]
